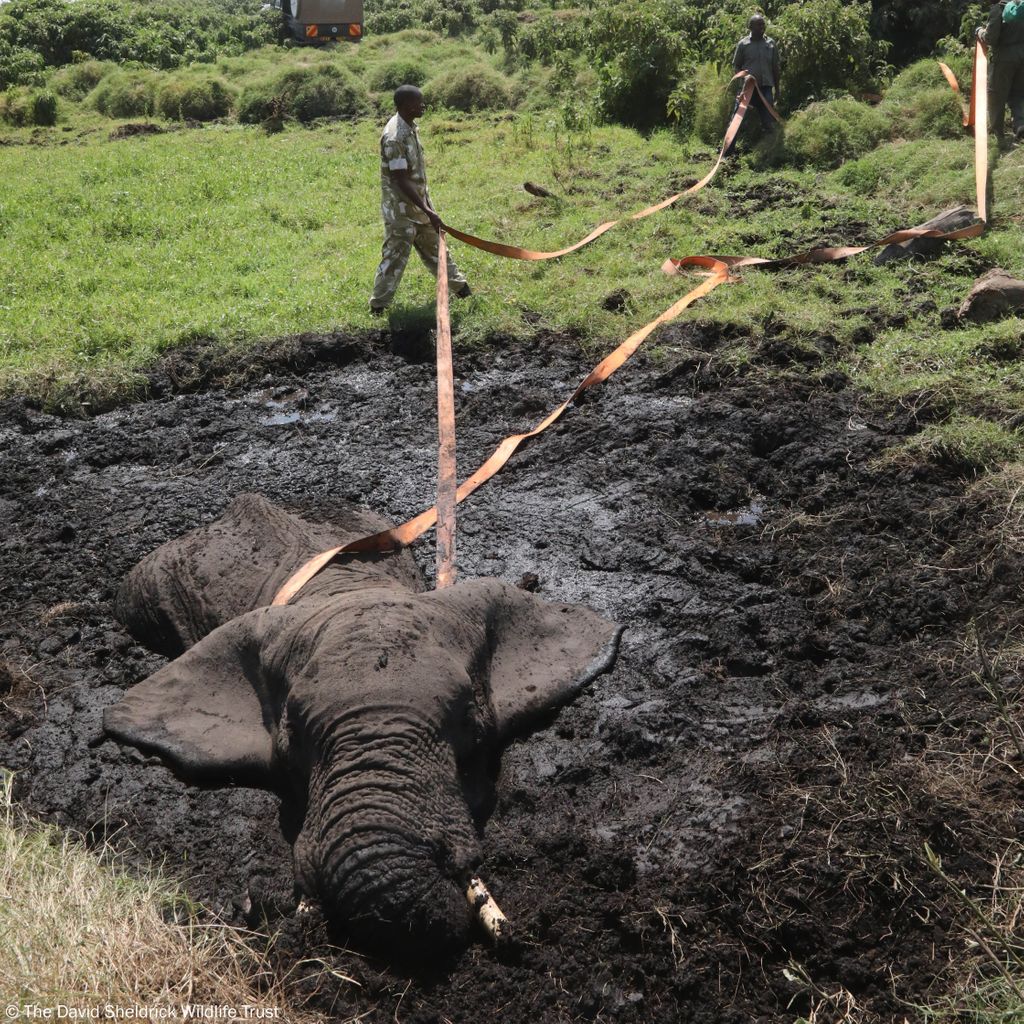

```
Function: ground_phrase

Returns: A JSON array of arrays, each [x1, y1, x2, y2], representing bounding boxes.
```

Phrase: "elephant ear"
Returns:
[[431, 580, 622, 740], [103, 607, 293, 787]]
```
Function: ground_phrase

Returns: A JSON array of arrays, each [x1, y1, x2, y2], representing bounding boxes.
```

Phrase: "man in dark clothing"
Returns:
[[725, 14, 781, 155], [980, 0, 1024, 142]]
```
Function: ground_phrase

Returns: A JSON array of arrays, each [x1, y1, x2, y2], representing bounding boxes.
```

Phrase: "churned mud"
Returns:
[[1, 329, 1021, 1022]]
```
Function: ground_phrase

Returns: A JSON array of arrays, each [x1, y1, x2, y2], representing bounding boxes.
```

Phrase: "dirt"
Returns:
[[1, 330, 1022, 1022]]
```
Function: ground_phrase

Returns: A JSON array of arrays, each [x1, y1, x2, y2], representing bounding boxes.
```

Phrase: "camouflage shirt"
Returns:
[[379, 112, 431, 224], [732, 34, 781, 88]]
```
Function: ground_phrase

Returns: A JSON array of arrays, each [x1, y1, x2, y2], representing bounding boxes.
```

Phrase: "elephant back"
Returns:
[[115, 493, 423, 657]]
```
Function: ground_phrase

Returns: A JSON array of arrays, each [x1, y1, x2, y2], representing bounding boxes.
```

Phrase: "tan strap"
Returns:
[[271, 48, 987, 607]]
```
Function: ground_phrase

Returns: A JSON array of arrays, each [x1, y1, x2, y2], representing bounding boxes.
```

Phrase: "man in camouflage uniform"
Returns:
[[980, 0, 1024, 144], [370, 85, 471, 313]]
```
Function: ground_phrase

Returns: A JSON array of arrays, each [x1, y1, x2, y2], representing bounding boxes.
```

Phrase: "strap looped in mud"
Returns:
[[271, 45, 987, 608]]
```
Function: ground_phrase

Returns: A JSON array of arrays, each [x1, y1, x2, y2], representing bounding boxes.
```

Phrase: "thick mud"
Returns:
[[1, 331, 1021, 1022]]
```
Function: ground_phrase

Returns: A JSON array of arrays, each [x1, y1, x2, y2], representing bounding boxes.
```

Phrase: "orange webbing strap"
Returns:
[[939, 40, 989, 221], [270, 268, 730, 605], [434, 231, 457, 589], [442, 76, 773, 261], [271, 50, 986, 607]]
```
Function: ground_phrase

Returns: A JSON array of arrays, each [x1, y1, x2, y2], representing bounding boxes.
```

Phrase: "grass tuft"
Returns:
[[0, 768, 310, 1013]]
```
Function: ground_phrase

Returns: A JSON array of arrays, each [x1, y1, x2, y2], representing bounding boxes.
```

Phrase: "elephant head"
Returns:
[[104, 495, 621, 954]]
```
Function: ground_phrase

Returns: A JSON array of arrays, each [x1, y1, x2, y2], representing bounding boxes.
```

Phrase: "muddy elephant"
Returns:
[[104, 494, 621, 954]]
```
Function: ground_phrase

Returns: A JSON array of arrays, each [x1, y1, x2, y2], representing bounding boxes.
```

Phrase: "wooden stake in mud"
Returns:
[[466, 875, 510, 944], [434, 230, 457, 590]]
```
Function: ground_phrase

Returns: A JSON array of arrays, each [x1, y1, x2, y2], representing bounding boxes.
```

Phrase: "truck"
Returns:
[[266, 0, 365, 44]]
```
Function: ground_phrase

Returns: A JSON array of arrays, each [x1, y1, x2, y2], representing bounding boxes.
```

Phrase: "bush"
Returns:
[[786, 97, 892, 168], [774, 0, 888, 111], [155, 74, 233, 121], [0, 39, 46, 89], [0, 85, 57, 125], [669, 62, 732, 145], [366, 0, 479, 37], [89, 70, 157, 118], [588, 0, 697, 129], [51, 58, 110, 100], [428, 65, 510, 112], [238, 64, 369, 124], [367, 59, 428, 93], [0, 0, 278, 70]]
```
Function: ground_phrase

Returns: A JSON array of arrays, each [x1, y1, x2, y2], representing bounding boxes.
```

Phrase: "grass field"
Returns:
[[0, 40, 1022, 447]]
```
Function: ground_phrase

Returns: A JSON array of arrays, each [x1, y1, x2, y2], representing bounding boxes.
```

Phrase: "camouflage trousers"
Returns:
[[370, 214, 469, 309], [990, 46, 1024, 136]]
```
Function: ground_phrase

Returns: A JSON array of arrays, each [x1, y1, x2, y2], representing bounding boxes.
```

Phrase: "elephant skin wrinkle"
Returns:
[[103, 494, 622, 955]]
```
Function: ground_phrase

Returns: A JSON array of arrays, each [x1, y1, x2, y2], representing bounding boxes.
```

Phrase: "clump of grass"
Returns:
[[238, 63, 369, 124], [51, 59, 113, 101], [367, 58, 428, 93], [0, 87, 58, 127], [156, 74, 234, 122], [877, 57, 968, 143], [785, 97, 892, 168], [0, 768, 306, 1011], [90, 70, 159, 119], [428, 65, 511, 112], [967, 465, 1024, 555], [896, 416, 1023, 473]]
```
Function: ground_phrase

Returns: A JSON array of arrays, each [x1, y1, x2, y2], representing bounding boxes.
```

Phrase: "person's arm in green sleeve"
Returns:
[[981, 1, 1003, 47]]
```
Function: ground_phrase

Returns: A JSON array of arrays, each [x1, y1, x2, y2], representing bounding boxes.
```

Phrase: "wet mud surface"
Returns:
[[1, 332, 1021, 1022]]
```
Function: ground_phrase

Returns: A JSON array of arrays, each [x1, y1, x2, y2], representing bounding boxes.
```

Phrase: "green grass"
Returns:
[[0, 38, 1021, 474]]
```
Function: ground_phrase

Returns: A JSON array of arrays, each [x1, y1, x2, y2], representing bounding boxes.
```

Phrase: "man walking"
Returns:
[[980, 0, 1024, 144], [370, 85, 471, 314], [725, 13, 781, 156]]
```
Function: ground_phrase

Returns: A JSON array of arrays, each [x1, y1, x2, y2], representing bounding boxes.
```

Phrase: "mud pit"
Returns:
[[1, 333, 1020, 1021]]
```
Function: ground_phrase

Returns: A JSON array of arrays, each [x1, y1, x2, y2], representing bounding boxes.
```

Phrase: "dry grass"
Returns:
[[0, 769, 313, 1017], [967, 465, 1024, 557]]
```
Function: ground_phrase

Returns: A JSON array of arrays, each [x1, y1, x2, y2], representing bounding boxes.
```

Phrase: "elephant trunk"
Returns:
[[300, 710, 482, 953]]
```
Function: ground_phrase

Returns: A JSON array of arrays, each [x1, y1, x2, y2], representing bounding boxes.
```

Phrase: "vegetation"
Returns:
[[786, 97, 891, 168], [0, 84, 56, 125], [238, 62, 368, 124], [0, 1, 1022, 1019], [156, 74, 234, 122], [0, 770, 307, 1012], [90, 69, 158, 118], [429, 64, 510, 112]]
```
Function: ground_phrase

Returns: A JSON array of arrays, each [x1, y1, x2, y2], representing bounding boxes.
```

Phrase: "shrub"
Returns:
[[90, 70, 157, 118], [238, 64, 369, 124], [774, 0, 888, 111], [51, 58, 110, 100], [0, 85, 57, 125], [155, 74, 233, 121], [669, 62, 732, 145], [0, 0, 278, 70], [588, 0, 697, 129], [0, 39, 46, 89], [366, 0, 479, 37], [786, 97, 892, 168], [428, 65, 510, 112], [367, 59, 428, 93]]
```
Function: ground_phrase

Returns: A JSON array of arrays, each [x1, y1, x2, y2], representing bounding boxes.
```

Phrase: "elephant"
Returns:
[[104, 494, 621, 955]]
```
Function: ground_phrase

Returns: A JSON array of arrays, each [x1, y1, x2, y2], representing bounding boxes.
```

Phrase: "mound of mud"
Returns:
[[1, 334, 1020, 1021]]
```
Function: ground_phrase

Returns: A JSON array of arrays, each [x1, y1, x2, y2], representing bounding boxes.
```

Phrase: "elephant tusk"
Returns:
[[466, 876, 511, 944]]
